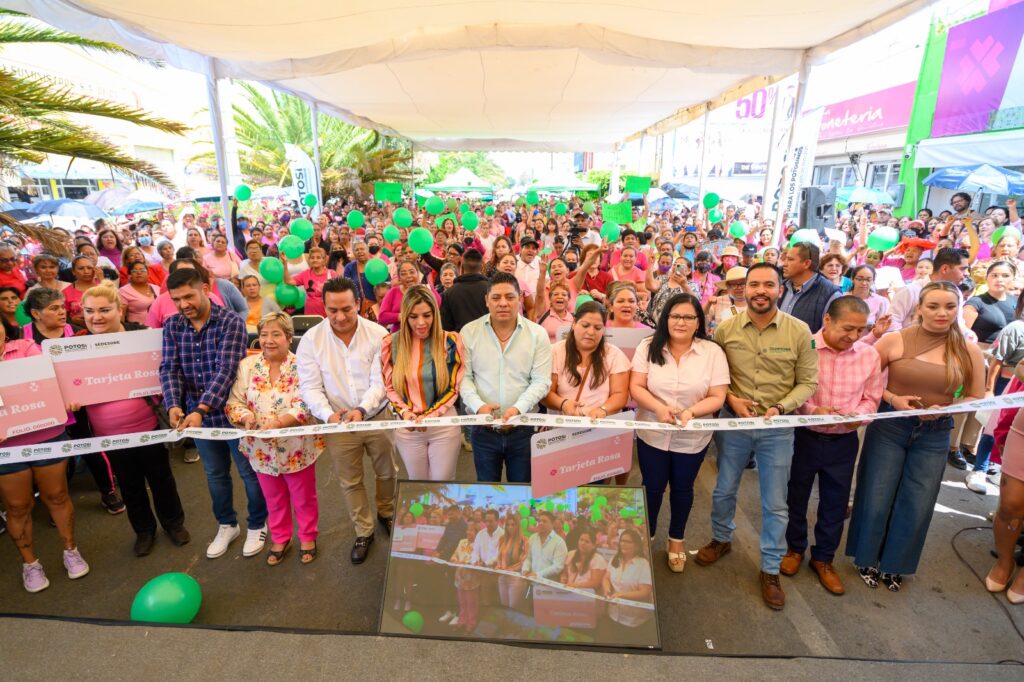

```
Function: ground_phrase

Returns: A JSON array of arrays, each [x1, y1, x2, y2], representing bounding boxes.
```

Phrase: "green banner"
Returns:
[[624, 175, 652, 194], [602, 201, 633, 225]]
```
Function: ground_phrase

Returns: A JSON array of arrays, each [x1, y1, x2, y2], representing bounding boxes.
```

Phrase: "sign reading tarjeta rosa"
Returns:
[[43, 329, 163, 407], [0, 355, 67, 439]]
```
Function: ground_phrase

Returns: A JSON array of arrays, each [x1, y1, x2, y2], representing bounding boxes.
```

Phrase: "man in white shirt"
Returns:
[[515, 236, 541, 287], [888, 247, 970, 331], [470, 509, 504, 567], [460, 272, 552, 482], [522, 512, 568, 579], [296, 276, 398, 564]]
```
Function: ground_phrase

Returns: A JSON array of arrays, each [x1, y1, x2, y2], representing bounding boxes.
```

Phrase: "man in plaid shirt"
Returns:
[[780, 295, 885, 595], [160, 267, 268, 560]]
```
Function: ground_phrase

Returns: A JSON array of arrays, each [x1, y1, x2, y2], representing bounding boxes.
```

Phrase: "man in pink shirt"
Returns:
[[780, 296, 885, 595]]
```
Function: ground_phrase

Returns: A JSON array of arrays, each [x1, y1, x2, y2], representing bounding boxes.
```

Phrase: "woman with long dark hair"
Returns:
[[602, 527, 653, 629], [630, 292, 729, 573], [562, 527, 607, 590]]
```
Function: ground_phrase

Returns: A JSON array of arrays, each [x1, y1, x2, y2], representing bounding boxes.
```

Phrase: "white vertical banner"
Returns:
[[285, 143, 321, 220], [776, 106, 825, 229], [762, 80, 795, 219]]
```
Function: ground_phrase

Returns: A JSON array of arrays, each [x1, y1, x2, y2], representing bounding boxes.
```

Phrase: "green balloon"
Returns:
[[526, 190, 539, 206], [14, 302, 30, 326], [234, 184, 252, 201], [130, 572, 202, 624], [555, 202, 568, 215], [518, 503, 531, 517], [600, 222, 620, 243], [259, 257, 284, 284], [515, 197, 525, 207], [520, 518, 529, 532], [408, 228, 434, 255], [461, 212, 479, 230], [708, 208, 724, 223], [409, 502, 424, 517], [594, 495, 607, 507], [620, 508, 636, 519], [382, 225, 401, 243], [278, 235, 305, 259], [789, 228, 822, 247], [590, 508, 603, 523], [290, 218, 314, 241], [702, 192, 720, 210], [544, 500, 555, 512], [446, 197, 458, 210], [528, 516, 537, 528], [275, 283, 300, 307], [294, 285, 306, 310], [303, 193, 317, 208], [574, 293, 594, 311], [346, 210, 365, 228], [402, 610, 424, 634], [633, 517, 644, 526], [582, 201, 595, 215], [991, 226, 1023, 247], [866, 226, 899, 252], [484, 206, 496, 216], [365, 257, 389, 286], [563, 522, 571, 533], [458, 203, 470, 214], [393, 207, 414, 228], [729, 221, 747, 238], [425, 197, 445, 216]]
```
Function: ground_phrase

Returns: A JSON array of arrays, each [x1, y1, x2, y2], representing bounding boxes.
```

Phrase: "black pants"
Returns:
[[107, 443, 185, 535], [785, 428, 859, 563], [66, 408, 115, 495]]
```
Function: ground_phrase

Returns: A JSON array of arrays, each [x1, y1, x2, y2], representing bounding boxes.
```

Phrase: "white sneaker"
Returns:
[[243, 526, 268, 557], [183, 449, 200, 463], [965, 470, 988, 494], [438, 610, 454, 623], [207, 524, 240, 558], [448, 616, 460, 627]]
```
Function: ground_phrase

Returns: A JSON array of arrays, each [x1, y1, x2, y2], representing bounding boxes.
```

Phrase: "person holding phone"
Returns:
[[646, 256, 696, 322]]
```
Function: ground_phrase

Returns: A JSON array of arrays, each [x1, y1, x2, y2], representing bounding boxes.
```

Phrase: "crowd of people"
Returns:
[[0, 188, 1022, 619]]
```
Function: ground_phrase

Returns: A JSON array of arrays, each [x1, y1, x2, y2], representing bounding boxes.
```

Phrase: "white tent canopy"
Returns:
[[528, 171, 599, 193], [10, 0, 935, 151], [423, 168, 495, 192]]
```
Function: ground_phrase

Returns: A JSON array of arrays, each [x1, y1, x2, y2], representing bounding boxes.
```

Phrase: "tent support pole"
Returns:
[[205, 61, 233, 252], [773, 52, 811, 243], [310, 101, 322, 201], [610, 145, 621, 198], [762, 83, 783, 215], [696, 104, 710, 208]]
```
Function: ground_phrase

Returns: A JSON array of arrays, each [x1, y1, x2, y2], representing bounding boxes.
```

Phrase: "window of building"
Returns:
[[812, 164, 858, 187], [867, 162, 901, 197]]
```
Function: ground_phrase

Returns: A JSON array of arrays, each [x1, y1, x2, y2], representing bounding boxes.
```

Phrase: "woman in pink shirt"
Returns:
[[79, 283, 188, 557], [118, 261, 160, 325], [536, 282, 575, 342], [607, 283, 649, 329], [378, 259, 441, 332], [0, 322, 86, 593], [202, 233, 241, 280], [291, 248, 332, 317], [609, 247, 646, 286]]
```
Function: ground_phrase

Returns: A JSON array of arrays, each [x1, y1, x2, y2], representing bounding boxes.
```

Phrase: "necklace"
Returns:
[[494, 327, 515, 344]]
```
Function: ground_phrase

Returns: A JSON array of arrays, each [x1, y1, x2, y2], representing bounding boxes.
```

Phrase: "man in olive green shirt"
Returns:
[[695, 263, 818, 611]]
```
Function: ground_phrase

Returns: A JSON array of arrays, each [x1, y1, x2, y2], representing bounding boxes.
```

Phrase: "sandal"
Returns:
[[667, 551, 687, 573], [266, 540, 292, 566], [300, 541, 318, 564]]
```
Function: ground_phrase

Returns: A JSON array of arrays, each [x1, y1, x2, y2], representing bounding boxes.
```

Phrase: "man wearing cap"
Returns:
[[704, 266, 747, 333], [779, 241, 842, 333], [515, 236, 541, 287], [740, 244, 758, 268]]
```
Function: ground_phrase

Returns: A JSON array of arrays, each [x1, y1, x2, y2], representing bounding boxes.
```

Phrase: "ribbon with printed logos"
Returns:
[[3, 392, 1023, 465]]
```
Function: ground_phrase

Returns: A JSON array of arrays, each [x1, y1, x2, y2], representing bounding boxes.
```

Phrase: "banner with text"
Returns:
[[43, 329, 162, 406]]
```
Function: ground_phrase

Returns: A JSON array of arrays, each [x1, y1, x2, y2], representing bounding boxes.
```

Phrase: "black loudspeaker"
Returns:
[[799, 185, 836, 232]]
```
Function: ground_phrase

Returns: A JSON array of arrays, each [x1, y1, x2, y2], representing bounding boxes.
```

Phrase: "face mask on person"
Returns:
[[138, 236, 152, 246], [721, 256, 738, 269], [696, 261, 712, 273], [566, 261, 578, 272], [658, 264, 670, 274], [369, 245, 381, 255]]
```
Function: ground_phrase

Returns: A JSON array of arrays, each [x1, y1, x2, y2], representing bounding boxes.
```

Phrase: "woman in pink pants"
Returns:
[[226, 312, 324, 565], [381, 284, 466, 481]]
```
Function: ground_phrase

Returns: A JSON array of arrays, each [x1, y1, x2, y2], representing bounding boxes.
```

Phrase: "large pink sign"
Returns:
[[0, 355, 68, 438], [818, 82, 915, 141], [43, 329, 162, 407], [530, 412, 635, 497]]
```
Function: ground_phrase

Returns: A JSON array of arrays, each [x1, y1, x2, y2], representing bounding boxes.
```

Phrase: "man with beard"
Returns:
[[696, 263, 818, 611]]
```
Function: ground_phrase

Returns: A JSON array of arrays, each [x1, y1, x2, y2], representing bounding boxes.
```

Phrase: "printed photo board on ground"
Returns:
[[379, 481, 660, 649]]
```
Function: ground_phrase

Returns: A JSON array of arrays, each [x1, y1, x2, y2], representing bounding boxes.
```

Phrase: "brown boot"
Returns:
[[810, 559, 845, 595], [694, 539, 731, 566], [780, 550, 804, 576], [760, 571, 785, 610]]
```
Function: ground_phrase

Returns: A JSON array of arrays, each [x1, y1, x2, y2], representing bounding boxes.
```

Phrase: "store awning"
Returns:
[[8, 0, 938, 151], [914, 128, 1024, 169]]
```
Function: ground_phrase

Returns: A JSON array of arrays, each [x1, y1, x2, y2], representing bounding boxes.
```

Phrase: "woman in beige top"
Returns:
[[846, 281, 985, 592]]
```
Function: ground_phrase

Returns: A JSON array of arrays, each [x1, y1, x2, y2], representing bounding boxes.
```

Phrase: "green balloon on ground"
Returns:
[[393, 207, 414, 228], [574, 293, 594, 311], [708, 208, 724, 223], [278, 235, 305, 259], [130, 572, 202, 624], [259, 257, 284, 284], [234, 184, 252, 201], [275, 283, 300, 307], [484, 206, 495, 216], [555, 202, 568, 215], [346, 210, 365, 228], [365, 257, 389, 286], [866, 226, 900, 251], [425, 197, 445, 215], [526, 190, 539, 205], [14, 302, 30, 326], [289, 218, 314, 241], [600, 222, 620, 242], [461, 212, 479, 230], [702, 192, 720, 210], [408, 228, 434, 254], [409, 502, 424, 517], [402, 610, 424, 634], [458, 203, 470, 214], [729, 221, 747, 238], [582, 201, 595, 215], [303, 193, 317, 208]]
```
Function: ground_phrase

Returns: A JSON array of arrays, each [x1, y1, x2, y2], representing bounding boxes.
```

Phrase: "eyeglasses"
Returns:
[[0, 257, 14, 263], [853, 277, 874, 283], [668, 314, 699, 323]]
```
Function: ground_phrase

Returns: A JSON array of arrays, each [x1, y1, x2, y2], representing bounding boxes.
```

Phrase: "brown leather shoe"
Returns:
[[694, 539, 731, 566], [780, 550, 803, 576], [810, 559, 845, 595], [760, 571, 785, 610]]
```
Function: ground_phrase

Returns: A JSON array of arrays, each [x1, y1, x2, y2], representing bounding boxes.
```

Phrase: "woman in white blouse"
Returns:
[[630, 292, 729, 573], [602, 527, 654, 632]]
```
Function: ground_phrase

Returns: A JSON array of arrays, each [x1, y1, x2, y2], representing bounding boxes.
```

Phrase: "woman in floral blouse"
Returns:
[[226, 312, 324, 566]]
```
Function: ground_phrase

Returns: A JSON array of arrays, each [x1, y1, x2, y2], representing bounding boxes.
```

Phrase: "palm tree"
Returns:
[[0, 9, 188, 188], [193, 82, 414, 196]]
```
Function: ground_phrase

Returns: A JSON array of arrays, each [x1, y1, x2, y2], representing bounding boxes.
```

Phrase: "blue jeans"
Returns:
[[194, 438, 268, 528], [972, 375, 1009, 473], [471, 426, 533, 482], [710, 407, 795, 573], [637, 438, 708, 540], [845, 405, 953, 575]]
